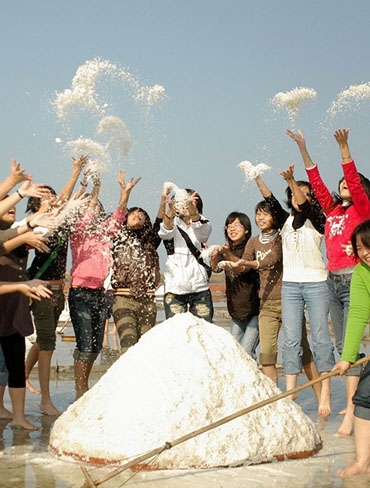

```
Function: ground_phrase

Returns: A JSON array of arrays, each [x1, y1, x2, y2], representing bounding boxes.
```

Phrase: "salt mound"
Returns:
[[49, 313, 321, 469]]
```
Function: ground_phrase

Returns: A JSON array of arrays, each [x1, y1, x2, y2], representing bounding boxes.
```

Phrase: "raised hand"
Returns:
[[280, 164, 295, 181], [18, 180, 50, 199], [333, 128, 350, 146], [9, 158, 32, 185], [118, 170, 141, 192], [286, 129, 306, 149], [72, 154, 89, 171]]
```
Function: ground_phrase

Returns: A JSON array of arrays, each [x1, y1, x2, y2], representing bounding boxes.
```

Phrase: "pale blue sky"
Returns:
[[1, 0, 370, 248]]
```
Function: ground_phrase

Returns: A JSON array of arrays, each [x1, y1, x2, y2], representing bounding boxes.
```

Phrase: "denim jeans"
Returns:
[[164, 289, 214, 323], [69, 287, 106, 362], [327, 271, 351, 356], [327, 271, 362, 376], [282, 281, 335, 375], [353, 361, 370, 420], [230, 315, 259, 360]]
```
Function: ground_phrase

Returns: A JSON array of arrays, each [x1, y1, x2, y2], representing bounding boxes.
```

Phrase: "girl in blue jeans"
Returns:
[[211, 212, 260, 360]]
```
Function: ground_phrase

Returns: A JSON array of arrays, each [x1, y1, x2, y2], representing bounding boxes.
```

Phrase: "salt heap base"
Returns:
[[49, 313, 321, 469]]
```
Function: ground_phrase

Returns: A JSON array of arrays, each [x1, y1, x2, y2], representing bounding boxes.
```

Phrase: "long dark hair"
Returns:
[[332, 173, 370, 206], [121, 207, 155, 244], [351, 219, 370, 259]]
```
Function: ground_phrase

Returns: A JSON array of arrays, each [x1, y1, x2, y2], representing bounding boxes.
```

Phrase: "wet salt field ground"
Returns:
[[1, 310, 370, 488]]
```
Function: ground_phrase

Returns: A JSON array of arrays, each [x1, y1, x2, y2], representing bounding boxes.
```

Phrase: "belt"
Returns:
[[114, 288, 154, 298], [46, 280, 64, 287]]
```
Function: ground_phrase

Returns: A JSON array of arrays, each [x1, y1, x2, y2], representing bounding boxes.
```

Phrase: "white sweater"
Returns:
[[281, 215, 327, 283]]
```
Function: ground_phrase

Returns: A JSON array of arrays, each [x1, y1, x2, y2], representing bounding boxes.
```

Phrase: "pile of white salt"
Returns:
[[49, 313, 321, 469]]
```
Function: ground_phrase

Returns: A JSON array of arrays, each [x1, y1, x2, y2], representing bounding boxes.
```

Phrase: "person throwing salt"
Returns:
[[111, 190, 165, 355], [287, 128, 370, 434], [159, 184, 213, 322], [68, 170, 140, 400]]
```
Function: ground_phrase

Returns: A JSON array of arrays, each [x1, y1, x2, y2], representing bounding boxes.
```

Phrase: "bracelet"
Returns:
[[165, 214, 174, 220], [342, 155, 352, 160], [26, 220, 35, 231], [17, 190, 24, 199]]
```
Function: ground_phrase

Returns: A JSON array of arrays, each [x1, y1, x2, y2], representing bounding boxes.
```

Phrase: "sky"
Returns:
[[1, 0, 370, 255]]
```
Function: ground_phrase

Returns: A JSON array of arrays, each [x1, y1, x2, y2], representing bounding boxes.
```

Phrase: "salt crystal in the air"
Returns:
[[84, 159, 108, 181], [271, 87, 317, 124], [327, 82, 370, 116], [135, 84, 167, 105], [54, 58, 118, 118], [239, 160, 271, 182], [49, 313, 321, 469], [199, 245, 221, 264], [66, 137, 108, 161], [163, 181, 190, 213], [97, 116, 132, 158]]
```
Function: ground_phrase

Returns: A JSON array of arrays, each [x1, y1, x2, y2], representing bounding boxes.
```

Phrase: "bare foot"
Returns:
[[336, 413, 354, 437], [338, 460, 370, 477], [40, 403, 61, 416], [26, 379, 41, 395], [318, 379, 331, 417], [11, 419, 38, 431], [0, 406, 13, 419], [319, 403, 331, 417]]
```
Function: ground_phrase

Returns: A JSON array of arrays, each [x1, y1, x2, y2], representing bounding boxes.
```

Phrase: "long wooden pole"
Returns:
[[82, 355, 370, 487]]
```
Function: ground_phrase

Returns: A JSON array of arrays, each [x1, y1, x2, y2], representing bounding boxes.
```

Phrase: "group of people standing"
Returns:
[[0, 127, 369, 478], [212, 128, 370, 478]]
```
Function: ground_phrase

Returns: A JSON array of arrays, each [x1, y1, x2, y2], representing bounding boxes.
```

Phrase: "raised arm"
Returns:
[[286, 130, 315, 169], [117, 171, 141, 210], [254, 175, 272, 198], [0, 158, 31, 200], [57, 155, 89, 203], [0, 180, 50, 219], [334, 128, 352, 164], [280, 164, 306, 206]]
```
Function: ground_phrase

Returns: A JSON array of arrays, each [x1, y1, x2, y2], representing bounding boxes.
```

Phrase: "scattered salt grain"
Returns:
[[66, 137, 108, 161], [54, 58, 118, 118], [134, 84, 167, 105], [239, 160, 271, 182], [327, 82, 370, 116], [200, 244, 221, 263], [163, 181, 190, 213], [97, 116, 132, 158], [271, 87, 317, 124]]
